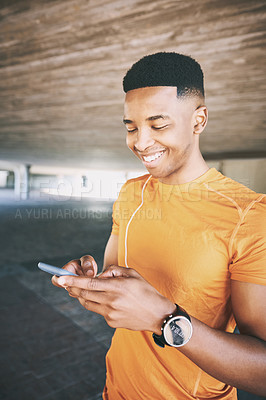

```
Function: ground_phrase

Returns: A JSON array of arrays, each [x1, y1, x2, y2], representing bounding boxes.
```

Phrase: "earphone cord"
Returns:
[[124, 175, 152, 268]]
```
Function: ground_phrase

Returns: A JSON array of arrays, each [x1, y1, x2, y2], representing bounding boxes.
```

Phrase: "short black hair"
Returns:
[[123, 52, 204, 98]]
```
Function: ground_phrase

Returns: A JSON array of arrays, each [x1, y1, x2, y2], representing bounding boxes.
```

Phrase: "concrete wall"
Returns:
[[0, 158, 265, 201], [28, 158, 266, 198], [207, 159, 266, 194]]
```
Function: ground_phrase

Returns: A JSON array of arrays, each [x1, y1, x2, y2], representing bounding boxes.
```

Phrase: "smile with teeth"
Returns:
[[142, 151, 165, 163]]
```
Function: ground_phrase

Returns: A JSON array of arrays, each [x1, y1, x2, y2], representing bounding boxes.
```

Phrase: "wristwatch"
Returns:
[[152, 304, 193, 348]]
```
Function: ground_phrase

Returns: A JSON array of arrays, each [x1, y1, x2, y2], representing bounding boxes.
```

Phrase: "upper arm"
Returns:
[[103, 234, 119, 271], [231, 279, 266, 341]]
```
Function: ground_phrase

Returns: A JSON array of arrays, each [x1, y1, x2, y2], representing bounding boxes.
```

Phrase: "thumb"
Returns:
[[98, 265, 137, 279], [80, 255, 98, 277]]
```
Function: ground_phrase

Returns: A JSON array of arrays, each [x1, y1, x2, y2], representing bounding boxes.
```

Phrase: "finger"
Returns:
[[57, 275, 118, 292], [52, 260, 80, 287], [80, 255, 98, 277], [63, 259, 81, 273], [78, 297, 106, 316], [52, 259, 81, 288], [52, 275, 61, 287], [98, 265, 137, 279], [68, 287, 107, 303], [52, 256, 97, 288], [68, 291, 77, 298]]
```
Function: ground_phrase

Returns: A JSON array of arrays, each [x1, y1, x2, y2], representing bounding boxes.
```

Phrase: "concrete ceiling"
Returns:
[[0, 0, 266, 170]]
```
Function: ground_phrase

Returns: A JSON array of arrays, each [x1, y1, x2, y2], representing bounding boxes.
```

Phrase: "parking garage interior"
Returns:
[[0, 1, 266, 399]]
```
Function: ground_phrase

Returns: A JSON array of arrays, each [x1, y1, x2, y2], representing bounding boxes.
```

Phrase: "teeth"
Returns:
[[143, 151, 164, 162]]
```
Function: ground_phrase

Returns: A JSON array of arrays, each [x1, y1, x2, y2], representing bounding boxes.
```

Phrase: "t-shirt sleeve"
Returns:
[[111, 198, 120, 235], [229, 195, 266, 286], [111, 181, 128, 236]]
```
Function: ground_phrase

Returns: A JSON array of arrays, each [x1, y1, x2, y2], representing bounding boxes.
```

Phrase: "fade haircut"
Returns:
[[123, 52, 204, 99]]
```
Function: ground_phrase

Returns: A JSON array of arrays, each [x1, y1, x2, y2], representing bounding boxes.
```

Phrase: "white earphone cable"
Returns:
[[124, 175, 152, 268]]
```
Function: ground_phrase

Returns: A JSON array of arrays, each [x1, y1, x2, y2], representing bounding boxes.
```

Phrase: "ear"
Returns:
[[193, 105, 208, 134]]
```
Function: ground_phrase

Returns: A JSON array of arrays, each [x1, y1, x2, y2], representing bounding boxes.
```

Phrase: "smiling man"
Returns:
[[53, 52, 266, 399]]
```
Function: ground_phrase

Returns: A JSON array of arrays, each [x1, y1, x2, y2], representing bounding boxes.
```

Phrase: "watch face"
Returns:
[[164, 316, 192, 347]]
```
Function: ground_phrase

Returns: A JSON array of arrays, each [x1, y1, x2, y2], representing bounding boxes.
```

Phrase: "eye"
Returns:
[[152, 125, 169, 130], [126, 128, 137, 133]]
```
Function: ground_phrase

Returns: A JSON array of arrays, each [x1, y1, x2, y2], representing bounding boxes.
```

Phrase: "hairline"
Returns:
[[125, 85, 204, 98], [124, 86, 205, 108]]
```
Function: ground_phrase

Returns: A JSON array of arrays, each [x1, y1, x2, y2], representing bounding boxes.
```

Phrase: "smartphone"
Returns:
[[38, 262, 78, 276]]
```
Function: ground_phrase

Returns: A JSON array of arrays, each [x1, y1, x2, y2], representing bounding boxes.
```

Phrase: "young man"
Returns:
[[53, 52, 266, 399]]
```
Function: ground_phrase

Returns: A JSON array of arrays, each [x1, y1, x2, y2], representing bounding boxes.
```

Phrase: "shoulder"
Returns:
[[207, 170, 265, 211], [124, 173, 151, 187], [120, 174, 151, 194], [116, 174, 151, 203]]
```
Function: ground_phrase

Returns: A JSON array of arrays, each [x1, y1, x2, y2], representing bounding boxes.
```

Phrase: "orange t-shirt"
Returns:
[[103, 167, 266, 400]]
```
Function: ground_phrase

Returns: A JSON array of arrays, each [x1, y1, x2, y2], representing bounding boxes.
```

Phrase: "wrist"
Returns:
[[153, 299, 176, 335]]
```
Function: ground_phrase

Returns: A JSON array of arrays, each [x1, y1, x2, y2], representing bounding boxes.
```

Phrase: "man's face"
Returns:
[[123, 86, 205, 184]]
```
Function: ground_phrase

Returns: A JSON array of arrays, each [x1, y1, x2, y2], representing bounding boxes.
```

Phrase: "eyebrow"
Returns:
[[123, 114, 170, 124]]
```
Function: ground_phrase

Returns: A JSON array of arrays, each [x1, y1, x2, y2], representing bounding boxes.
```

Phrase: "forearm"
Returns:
[[179, 316, 266, 396], [102, 234, 118, 273]]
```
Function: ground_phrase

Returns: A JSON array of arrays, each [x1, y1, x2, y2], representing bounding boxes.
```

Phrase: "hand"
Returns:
[[56, 265, 176, 334], [52, 255, 98, 288]]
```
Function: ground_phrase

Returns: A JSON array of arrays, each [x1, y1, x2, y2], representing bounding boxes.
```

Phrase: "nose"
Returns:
[[133, 128, 155, 153]]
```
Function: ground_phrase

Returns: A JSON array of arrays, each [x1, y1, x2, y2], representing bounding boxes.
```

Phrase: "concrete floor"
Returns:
[[0, 194, 265, 400], [0, 196, 115, 400]]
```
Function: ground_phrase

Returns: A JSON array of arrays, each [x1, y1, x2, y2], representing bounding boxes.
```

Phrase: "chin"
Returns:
[[144, 168, 166, 179]]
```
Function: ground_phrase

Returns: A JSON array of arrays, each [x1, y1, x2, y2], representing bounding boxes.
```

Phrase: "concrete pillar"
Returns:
[[14, 164, 31, 200], [14, 166, 20, 199]]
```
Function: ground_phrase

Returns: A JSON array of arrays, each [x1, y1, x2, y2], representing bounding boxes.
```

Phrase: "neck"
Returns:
[[159, 151, 209, 185]]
